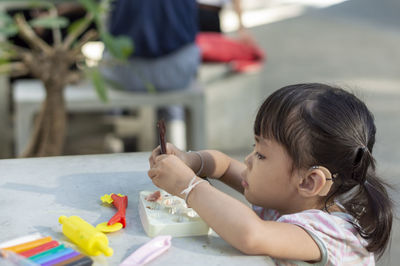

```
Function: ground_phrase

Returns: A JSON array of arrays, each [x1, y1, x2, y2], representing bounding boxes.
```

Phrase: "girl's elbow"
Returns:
[[236, 228, 269, 255]]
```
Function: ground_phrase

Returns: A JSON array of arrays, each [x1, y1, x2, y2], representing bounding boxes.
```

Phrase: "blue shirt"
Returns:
[[109, 0, 198, 58]]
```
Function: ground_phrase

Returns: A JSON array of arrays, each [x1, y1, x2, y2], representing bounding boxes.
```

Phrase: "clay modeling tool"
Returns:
[[157, 119, 167, 154], [108, 193, 128, 227], [19, 240, 59, 258], [2, 236, 53, 253], [119, 235, 172, 266], [59, 215, 113, 256]]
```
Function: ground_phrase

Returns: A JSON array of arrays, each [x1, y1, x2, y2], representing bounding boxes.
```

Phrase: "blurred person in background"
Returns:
[[102, 0, 200, 150]]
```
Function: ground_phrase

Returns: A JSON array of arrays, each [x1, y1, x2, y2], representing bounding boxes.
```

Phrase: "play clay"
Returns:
[[98, 193, 128, 233], [139, 190, 210, 237], [96, 222, 123, 233]]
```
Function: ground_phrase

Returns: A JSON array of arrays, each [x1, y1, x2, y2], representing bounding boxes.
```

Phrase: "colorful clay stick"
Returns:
[[2, 236, 52, 253], [31, 247, 76, 265], [19, 240, 59, 258], [0, 249, 38, 266], [41, 251, 80, 266], [0, 233, 42, 249], [53, 254, 93, 266], [157, 119, 167, 154], [106, 193, 128, 228], [29, 245, 66, 261], [64, 256, 93, 266], [53, 254, 85, 266]]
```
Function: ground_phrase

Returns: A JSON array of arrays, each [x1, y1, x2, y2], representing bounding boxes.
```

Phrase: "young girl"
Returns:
[[148, 83, 393, 265]]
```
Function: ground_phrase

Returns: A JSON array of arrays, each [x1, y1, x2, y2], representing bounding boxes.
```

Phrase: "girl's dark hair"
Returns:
[[254, 83, 393, 258]]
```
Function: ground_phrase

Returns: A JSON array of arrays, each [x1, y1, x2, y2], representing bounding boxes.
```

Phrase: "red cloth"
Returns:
[[196, 32, 265, 73]]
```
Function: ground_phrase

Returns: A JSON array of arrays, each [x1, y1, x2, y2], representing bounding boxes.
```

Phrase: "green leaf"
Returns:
[[88, 67, 108, 102], [27, 0, 55, 9], [67, 17, 89, 34], [0, 57, 10, 65], [0, 12, 18, 37], [103, 77, 125, 91], [0, 24, 19, 37], [78, 0, 100, 16], [100, 31, 134, 60], [29, 16, 69, 29], [0, 11, 13, 23]]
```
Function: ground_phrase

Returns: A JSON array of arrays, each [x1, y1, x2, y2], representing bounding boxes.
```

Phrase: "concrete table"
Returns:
[[0, 153, 274, 265]]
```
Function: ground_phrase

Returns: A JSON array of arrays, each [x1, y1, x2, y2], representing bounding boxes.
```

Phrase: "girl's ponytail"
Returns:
[[361, 169, 393, 258], [347, 145, 393, 258]]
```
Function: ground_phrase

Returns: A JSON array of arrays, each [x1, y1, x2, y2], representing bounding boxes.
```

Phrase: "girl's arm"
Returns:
[[188, 182, 321, 261], [194, 150, 246, 194]]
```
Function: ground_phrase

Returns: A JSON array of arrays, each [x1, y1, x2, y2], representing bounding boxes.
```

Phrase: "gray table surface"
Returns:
[[0, 152, 274, 265]]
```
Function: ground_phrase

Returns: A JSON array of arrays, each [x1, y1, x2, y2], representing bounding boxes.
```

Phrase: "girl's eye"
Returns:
[[255, 152, 265, 160]]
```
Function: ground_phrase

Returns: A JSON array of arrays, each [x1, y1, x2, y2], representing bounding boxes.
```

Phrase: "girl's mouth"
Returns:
[[241, 170, 249, 188], [241, 179, 249, 188]]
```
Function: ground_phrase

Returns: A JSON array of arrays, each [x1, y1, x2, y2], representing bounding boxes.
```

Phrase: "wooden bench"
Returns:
[[13, 79, 206, 155]]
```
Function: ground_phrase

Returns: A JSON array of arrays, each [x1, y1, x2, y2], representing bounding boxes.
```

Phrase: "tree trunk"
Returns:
[[22, 80, 67, 158], [21, 47, 72, 158]]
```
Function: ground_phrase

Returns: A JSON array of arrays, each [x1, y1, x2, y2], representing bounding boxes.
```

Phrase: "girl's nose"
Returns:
[[244, 153, 252, 169]]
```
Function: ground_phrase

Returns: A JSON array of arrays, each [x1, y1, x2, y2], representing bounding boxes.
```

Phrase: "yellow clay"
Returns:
[[101, 193, 125, 204], [96, 222, 123, 233]]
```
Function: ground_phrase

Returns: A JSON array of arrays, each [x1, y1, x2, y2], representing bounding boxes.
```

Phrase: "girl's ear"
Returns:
[[297, 167, 333, 197]]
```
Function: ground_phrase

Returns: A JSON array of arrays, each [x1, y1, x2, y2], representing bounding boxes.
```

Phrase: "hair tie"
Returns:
[[361, 145, 368, 152]]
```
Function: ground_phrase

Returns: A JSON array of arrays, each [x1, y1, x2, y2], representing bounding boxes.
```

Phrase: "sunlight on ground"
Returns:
[[221, 0, 349, 32]]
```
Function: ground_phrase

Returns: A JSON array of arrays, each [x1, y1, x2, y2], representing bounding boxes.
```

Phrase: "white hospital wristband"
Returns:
[[180, 175, 206, 205]]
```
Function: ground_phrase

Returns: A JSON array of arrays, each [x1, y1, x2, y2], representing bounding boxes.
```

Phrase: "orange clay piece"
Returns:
[[2, 236, 53, 253]]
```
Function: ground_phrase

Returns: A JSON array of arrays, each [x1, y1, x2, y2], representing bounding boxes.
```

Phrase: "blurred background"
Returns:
[[0, 0, 399, 264]]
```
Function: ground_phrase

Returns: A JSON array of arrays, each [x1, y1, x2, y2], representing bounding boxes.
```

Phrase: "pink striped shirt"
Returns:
[[252, 206, 375, 265]]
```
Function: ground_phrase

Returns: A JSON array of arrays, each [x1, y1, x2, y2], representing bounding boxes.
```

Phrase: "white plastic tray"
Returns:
[[138, 190, 210, 237]]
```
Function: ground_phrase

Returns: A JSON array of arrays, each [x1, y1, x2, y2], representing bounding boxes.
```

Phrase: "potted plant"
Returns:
[[0, 0, 133, 157]]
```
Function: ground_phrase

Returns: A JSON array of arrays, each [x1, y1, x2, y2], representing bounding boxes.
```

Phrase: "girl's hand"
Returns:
[[149, 143, 199, 173], [147, 154, 195, 197]]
